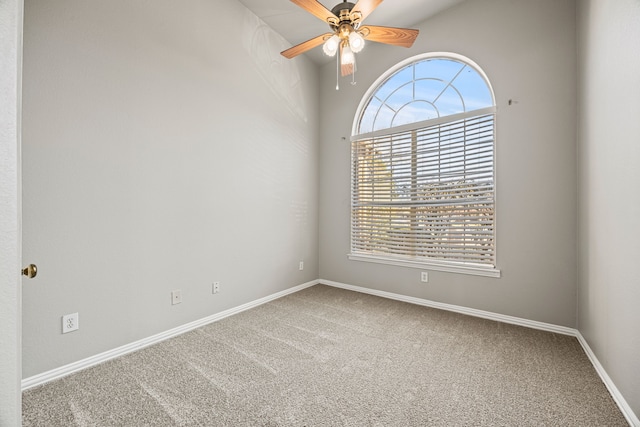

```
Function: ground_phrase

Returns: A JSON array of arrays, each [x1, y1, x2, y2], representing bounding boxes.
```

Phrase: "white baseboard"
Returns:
[[22, 278, 639, 426], [319, 279, 639, 427], [575, 332, 640, 427], [319, 279, 576, 335], [21, 279, 319, 391]]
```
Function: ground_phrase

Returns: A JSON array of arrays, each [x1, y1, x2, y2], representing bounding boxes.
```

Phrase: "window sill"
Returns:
[[348, 253, 501, 278]]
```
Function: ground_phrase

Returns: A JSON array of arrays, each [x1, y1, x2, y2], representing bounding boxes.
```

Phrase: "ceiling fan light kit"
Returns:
[[341, 43, 355, 64], [323, 34, 341, 56], [281, 0, 419, 89]]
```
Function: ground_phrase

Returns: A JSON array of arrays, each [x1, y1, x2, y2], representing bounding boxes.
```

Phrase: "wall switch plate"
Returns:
[[171, 290, 182, 305], [421, 272, 429, 283], [299, 261, 304, 271], [62, 313, 79, 334], [213, 282, 220, 294]]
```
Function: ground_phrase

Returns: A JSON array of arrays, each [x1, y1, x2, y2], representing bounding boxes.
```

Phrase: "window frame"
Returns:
[[349, 53, 500, 278]]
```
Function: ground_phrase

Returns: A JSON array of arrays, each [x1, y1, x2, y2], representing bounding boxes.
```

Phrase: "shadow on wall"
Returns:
[[242, 10, 308, 124]]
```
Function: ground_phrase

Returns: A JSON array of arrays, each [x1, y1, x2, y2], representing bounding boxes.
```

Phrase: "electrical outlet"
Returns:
[[62, 313, 79, 334], [299, 261, 304, 271], [421, 272, 429, 283], [213, 282, 220, 294], [171, 290, 182, 305]]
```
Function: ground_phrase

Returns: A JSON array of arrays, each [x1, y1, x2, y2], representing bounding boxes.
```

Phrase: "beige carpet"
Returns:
[[22, 285, 628, 426]]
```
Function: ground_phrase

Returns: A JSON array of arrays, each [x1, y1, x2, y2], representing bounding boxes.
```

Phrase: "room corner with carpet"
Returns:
[[21, 284, 632, 426]]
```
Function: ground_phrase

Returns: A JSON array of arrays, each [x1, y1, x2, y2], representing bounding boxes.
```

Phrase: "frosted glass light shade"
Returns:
[[348, 31, 365, 53], [323, 35, 340, 57], [341, 45, 355, 65]]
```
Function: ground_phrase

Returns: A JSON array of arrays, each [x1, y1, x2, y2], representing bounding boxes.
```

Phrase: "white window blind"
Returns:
[[351, 112, 496, 268]]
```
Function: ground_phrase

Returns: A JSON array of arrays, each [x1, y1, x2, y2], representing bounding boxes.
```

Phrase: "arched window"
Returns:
[[350, 53, 499, 277]]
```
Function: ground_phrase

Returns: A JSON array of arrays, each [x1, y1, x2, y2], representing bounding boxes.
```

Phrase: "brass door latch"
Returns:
[[22, 264, 38, 279]]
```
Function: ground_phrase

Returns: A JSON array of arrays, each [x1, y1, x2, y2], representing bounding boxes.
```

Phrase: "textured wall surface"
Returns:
[[22, 0, 319, 378], [0, 0, 23, 424], [577, 0, 640, 417], [319, 0, 578, 327]]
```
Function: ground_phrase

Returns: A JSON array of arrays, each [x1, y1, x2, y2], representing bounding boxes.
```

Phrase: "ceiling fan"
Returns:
[[281, 0, 419, 78]]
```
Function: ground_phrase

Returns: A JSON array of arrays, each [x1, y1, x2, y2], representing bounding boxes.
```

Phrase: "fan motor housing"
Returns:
[[330, 1, 356, 27]]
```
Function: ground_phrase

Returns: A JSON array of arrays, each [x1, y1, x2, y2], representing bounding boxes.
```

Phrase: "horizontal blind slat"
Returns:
[[351, 112, 496, 267]]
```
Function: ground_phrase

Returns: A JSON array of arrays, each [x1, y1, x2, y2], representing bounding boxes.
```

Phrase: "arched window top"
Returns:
[[354, 53, 495, 136], [349, 53, 499, 276]]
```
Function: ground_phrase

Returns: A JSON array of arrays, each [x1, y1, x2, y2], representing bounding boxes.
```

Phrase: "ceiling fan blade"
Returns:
[[361, 25, 419, 48], [290, 0, 339, 24], [350, 0, 383, 23], [341, 62, 355, 77], [281, 33, 332, 59]]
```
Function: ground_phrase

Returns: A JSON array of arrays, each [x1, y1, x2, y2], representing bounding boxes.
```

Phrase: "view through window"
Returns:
[[350, 55, 499, 276]]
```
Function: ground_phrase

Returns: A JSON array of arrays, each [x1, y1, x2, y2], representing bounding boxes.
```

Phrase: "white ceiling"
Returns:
[[237, 0, 467, 64]]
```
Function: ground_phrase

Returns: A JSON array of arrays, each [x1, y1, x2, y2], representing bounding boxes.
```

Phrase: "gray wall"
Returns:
[[319, 0, 578, 327], [577, 0, 640, 416], [19, 0, 640, 419], [21, 0, 320, 378]]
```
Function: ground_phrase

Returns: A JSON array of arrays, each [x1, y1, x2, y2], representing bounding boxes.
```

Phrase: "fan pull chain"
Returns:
[[351, 56, 357, 86], [336, 53, 340, 91]]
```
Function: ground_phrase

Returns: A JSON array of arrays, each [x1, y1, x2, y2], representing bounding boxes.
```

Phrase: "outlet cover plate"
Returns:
[[213, 282, 220, 294], [172, 290, 182, 305], [62, 313, 79, 334], [421, 272, 429, 283]]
